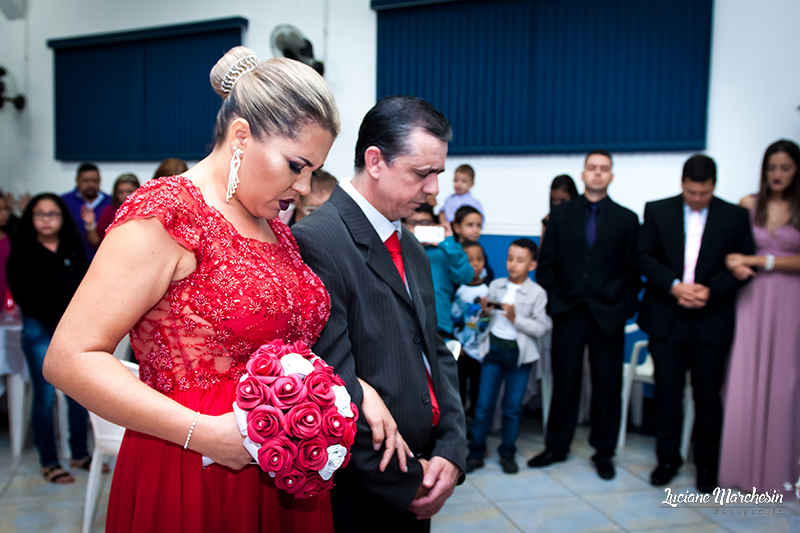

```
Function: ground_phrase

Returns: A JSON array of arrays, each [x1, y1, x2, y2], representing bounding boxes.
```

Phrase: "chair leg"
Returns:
[[82, 448, 104, 533], [56, 389, 70, 461], [8, 374, 31, 455], [680, 377, 694, 461], [618, 364, 632, 450], [540, 371, 552, 439]]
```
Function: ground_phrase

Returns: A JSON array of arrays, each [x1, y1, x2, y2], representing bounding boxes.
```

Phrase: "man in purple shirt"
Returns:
[[61, 162, 111, 261]]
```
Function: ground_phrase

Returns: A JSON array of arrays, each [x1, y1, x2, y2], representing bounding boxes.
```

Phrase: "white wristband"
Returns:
[[764, 254, 775, 272], [184, 411, 200, 450]]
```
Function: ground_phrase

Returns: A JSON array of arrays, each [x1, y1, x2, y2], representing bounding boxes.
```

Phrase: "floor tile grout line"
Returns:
[[0, 453, 24, 501], [465, 477, 527, 533]]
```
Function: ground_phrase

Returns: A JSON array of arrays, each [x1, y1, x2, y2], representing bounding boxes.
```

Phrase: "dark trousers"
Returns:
[[545, 305, 624, 458], [458, 354, 482, 416], [649, 311, 731, 472]]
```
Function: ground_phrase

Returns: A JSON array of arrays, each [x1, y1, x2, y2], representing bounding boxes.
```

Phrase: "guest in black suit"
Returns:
[[637, 155, 755, 493], [293, 96, 466, 533], [529, 150, 640, 480]]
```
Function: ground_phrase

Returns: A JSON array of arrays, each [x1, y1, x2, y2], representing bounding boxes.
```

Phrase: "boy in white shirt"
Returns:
[[466, 239, 552, 474]]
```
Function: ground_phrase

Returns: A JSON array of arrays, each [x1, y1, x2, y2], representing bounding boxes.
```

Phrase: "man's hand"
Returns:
[[671, 282, 709, 309], [731, 264, 755, 281], [413, 458, 430, 500], [408, 457, 460, 520]]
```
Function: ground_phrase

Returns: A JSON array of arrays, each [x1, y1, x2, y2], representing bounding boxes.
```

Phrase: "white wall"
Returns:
[[1, 0, 798, 235]]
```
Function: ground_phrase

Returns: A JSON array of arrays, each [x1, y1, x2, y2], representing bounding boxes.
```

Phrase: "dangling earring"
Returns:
[[226, 148, 243, 203]]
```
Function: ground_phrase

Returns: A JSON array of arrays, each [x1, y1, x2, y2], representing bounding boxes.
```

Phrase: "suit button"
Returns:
[[412, 335, 421, 344], [582, 273, 588, 279], [422, 393, 431, 404]]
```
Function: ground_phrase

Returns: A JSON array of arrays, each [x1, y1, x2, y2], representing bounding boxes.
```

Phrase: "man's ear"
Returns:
[[363, 146, 385, 179]]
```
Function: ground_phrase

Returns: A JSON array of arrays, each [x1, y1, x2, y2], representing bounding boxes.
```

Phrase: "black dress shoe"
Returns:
[[593, 456, 615, 480], [465, 457, 484, 474], [650, 463, 680, 486], [696, 467, 717, 494], [500, 456, 519, 474], [527, 450, 567, 468]]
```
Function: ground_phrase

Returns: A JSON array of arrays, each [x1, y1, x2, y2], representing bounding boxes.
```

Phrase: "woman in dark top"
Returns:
[[540, 174, 579, 242], [7, 193, 91, 484]]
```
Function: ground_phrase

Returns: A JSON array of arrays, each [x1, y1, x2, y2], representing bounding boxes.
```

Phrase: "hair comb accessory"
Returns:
[[221, 55, 260, 94]]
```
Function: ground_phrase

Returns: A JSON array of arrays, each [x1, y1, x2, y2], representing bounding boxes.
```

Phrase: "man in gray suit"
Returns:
[[293, 95, 466, 533]]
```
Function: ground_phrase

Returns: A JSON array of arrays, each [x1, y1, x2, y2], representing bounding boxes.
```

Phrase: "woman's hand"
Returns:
[[191, 412, 252, 470], [358, 378, 413, 473]]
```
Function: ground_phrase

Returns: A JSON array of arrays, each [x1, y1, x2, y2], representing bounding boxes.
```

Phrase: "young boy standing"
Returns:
[[440, 164, 484, 224], [466, 239, 551, 474]]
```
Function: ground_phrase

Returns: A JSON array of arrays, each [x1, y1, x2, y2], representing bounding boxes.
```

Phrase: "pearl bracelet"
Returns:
[[184, 411, 201, 450], [764, 254, 775, 272]]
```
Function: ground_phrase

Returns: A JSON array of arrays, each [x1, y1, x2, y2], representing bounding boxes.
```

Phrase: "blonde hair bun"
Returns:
[[210, 45, 259, 99]]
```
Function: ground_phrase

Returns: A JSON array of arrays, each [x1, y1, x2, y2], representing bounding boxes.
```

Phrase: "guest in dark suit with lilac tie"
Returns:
[[529, 150, 640, 480], [637, 155, 755, 493]]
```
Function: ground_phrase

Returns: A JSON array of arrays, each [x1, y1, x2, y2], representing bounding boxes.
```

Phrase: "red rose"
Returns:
[[312, 358, 335, 377], [269, 374, 307, 409], [274, 467, 307, 495], [295, 475, 333, 499], [340, 451, 351, 469], [305, 371, 336, 407], [235, 375, 271, 410], [246, 354, 283, 379], [342, 416, 357, 447], [296, 435, 329, 471], [257, 435, 297, 475], [285, 402, 322, 439], [252, 340, 290, 359], [284, 340, 314, 360], [246, 404, 285, 443], [320, 408, 347, 445]]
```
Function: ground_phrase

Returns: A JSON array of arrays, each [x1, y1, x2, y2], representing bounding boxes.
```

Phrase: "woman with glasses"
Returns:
[[7, 193, 92, 484]]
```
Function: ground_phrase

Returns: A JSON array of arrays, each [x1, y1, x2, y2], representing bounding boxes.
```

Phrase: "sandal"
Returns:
[[70, 457, 111, 474], [42, 464, 75, 484]]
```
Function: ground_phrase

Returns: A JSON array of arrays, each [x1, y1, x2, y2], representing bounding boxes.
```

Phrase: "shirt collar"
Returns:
[[76, 190, 107, 210], [339, 177, 401, 242], [682, 202, 709, 216]]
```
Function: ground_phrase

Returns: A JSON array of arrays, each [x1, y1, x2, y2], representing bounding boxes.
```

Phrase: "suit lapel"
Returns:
[[330, 187, 413, 308], [695, 197, 721, 279], [566, 198, 589, 250], [592, 198, 621, 249]]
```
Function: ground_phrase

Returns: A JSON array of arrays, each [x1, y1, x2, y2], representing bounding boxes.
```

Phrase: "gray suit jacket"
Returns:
[[292, 185, 466, 530]]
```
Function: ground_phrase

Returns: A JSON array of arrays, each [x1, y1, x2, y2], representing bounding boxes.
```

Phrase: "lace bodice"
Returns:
[[108, 176, 330, 397]]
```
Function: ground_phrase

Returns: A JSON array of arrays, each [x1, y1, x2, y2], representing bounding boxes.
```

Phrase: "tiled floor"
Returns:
[[1, 417, 798, 532]]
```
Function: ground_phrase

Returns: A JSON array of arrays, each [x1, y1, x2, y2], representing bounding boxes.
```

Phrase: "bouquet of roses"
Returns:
[[230, 339, 358, 498]]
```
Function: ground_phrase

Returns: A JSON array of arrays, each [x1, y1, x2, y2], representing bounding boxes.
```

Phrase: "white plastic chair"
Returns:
[[82, 360, 139, 533], [445, 339, 461, 360], [619, 339, 693, 461]]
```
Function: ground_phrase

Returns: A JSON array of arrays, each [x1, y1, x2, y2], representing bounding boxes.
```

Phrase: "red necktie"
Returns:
[[384, 232, 440, 426]]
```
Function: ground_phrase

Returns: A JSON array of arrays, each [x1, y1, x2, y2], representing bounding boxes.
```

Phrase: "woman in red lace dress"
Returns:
[[43, 46, 404, 532]]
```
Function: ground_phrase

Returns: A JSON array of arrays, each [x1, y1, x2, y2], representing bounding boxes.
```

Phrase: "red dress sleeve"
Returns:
[[107, 176, 205, 252]]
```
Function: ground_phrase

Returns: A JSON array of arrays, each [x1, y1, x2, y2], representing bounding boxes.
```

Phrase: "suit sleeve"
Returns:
[[292, 223, 427, 512], [431, 333, 468, 479], [706, 208, 757, 303], [624, 213, 642, 317], [536, 214, 558, 295], [637, 203, 678, 296]]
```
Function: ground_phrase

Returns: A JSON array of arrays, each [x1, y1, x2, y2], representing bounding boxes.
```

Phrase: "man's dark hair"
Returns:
[[584, 149, 613, 167], [310, 169, 338, 193], [682, 154, 717, 184], [354, 95, 452, 172], [77, 162, 99, 176], [413, 202, 435, 218], [510, 238, 538, 261]]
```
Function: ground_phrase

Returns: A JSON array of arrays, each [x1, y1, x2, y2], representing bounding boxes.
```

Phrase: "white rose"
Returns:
[[280, 352, 315, 378], [318, 444, 348, 480], [332, 385, 354, 417]]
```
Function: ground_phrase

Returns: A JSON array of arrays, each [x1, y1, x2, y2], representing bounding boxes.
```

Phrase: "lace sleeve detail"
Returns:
[[108, 176, 205, 252]]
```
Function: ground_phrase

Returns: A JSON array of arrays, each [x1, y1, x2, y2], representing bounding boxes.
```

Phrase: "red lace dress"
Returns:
[[105, 176, 333, 532]]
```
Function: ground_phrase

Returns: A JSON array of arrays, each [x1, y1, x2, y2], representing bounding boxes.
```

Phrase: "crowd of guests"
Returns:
[[0, 158, 187, 483], [401, 143, 800, 499], [1, 106, 797, 508]]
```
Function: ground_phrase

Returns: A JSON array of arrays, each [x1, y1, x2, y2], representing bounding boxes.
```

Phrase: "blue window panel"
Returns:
[[376, 0, 712, 155], [49, 18, 245, 161]]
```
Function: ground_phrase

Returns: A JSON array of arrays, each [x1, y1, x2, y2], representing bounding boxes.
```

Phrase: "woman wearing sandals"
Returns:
[[7, 193, 98, 483]]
